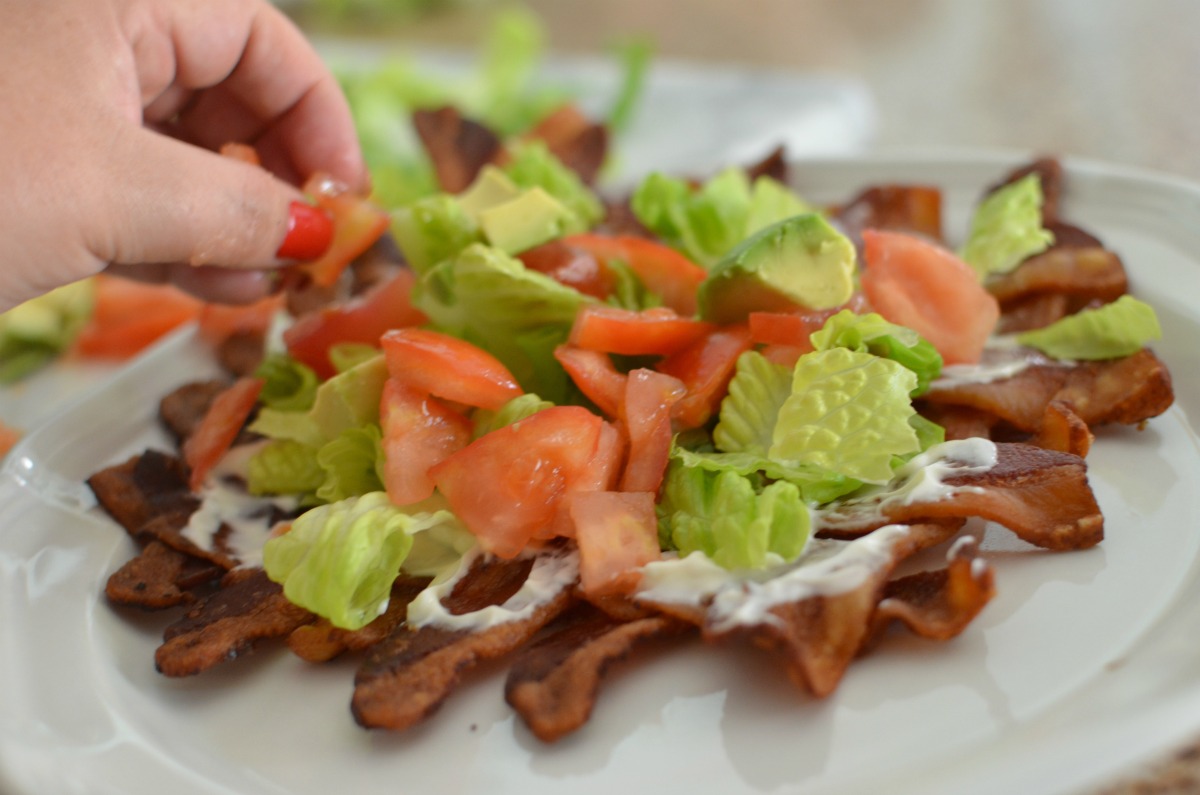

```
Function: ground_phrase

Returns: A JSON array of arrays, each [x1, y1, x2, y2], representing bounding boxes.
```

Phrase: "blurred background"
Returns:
[[280, 0, 1200, 181]]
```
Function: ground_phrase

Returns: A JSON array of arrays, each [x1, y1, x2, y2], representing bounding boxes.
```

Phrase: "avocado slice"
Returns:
[[478, 187, 574, 255], [698, 213, 856, 325]]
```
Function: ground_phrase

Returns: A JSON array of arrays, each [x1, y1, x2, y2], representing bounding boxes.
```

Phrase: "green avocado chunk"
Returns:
[[697, 213, 856, 324]]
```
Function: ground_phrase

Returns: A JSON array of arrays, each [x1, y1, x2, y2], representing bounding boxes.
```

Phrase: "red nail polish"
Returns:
[[276, 201, 334, 261]]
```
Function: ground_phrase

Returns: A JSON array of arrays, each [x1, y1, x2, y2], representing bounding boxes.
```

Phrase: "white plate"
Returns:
[[2, 151, 1199, 795]]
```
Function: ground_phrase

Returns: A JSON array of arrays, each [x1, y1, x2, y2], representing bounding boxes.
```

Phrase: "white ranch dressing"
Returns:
[[405, 545, 579, 631], [930, 335, 1061, 388], [181, 441, 296, 569], [814, 437, 998, 533]]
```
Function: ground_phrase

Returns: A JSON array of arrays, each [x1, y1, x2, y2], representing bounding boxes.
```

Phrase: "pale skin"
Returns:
[[0, 0, 368, 312]]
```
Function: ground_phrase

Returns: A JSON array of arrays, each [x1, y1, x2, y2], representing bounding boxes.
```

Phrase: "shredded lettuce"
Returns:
[[961, 173, 1055, 279], [414, 244, 594, 403], [630, 167, 812, 269], [1016, 295, 1162, 360], [658, 458, 810, 570], [769, 348, 920, 484], [263, 493, 416, 630], [811, 310, 943, 396]]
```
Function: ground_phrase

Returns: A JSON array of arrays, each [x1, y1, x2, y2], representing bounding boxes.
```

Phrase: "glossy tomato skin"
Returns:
[[569, 305, 715, 357], [430, 406, 605, 559], [563, 234, 707, 316], [183, 377, 265, 491], [381, 327, 522, 411], [657, 325, 754, 430], [518, 240, 616, 300], [860, 229, 999, 364], [569, 490, 661, 597], [291, 174, 390, 288], [619, 368, 685, 494], [380, 379, 472, 506], [284, 268, 426, 379], [553, 344, 626, 419]]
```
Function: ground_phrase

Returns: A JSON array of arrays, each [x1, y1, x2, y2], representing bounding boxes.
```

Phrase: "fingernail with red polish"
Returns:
[[276, 201, 333, 261]]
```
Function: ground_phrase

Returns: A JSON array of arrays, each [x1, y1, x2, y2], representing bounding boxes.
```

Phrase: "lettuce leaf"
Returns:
[[315, 425, 387, 504], [712, 350, 793, 456], [672, 446, 862, 505], [472, 392, 554, 438], [390, 194, 481, 276], [810, 310, 943, 396], [1016, 295, 1162, 360], [250, 355, 389, 449], [961, 173, 1054, 279], [769, 348, 920, 484], [658, 457, 810, 569], [247, 439, 324, 500], [255, 353, 319, 412], [263, 492, 416, 630]]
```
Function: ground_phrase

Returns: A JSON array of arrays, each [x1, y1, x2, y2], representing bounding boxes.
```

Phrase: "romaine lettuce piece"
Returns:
[[630, 167, 813, 269], [672, 446, 863, 505], [414, 243, 595, 403], [315, 425, 386, 504], [263, 492, 416, 630], [390, 194, 481, 275], [961, 173, 1054, 279], [250, 355, 389, 448], [811, 310, 943, 395], [472, 392, 554, 438], [1016, 295, 1162, 360], [247, 439, 324, 500], [659, 458, 810, 569], [712, 350, 793, 456], [255, 353, 319, 412], [769, 348, 920, 484]]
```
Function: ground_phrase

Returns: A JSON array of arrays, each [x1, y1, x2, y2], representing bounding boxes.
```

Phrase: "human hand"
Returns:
[[0, 0, 368, 312]]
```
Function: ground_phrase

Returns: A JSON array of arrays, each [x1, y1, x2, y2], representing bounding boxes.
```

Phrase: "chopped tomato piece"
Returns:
[[747, 294, 870, 348], [569, 491, 661, 597], [658, 325, 754, 430], [430, 406, 605, 558], [197, 294, 284, 346], [540, 420, 626, 540], [518, 240, 615, 300], [554, 345, 626, 418], [381, 328, 522, 411], [0, 421, 20, 459], [380, 379, 472, 506], [569, 306, 715, 357], [620, 369, 686, 494], [284, 269, 426, 380], [183, 377, 264, 491], [286, 174, 390, 288], [71, 275, 204, 359], [563, 234, 707, 316], [860, 229, 999, 364]]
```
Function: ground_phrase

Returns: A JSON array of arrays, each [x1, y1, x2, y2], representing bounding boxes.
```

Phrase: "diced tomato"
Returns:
[[518, 240, 616, 300], [197, 293, 284, 346], [619, 369, 686, 494], [284, 268, 427, 380], [657, 325, 754, 430], [183, 377, 264, 491], [569, 305, 715, 357], [540, 420, 627, 540], [569, 491, 661, 597], [747, 294, 870, 348], [71, 275, 205, 359], [759, 344, 807, 368], [554, 345, 626, 418], [381, 328, 522, 411], [860, 229, 999, 364], [563, 234, 707, 316], [0, 421, 20, 459], [285, 174, 390, 288], [380, 378, 472, 506], [430, 406, 605, 558]]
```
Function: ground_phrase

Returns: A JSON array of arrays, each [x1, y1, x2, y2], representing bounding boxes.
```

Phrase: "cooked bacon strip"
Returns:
[[159, 380, 228, 444], [505, 603, 691, 742], [1031, 399, 1094, 457], [988, 247, 1127, 309], [831, 184, 944, 245], [413, 106, 503, 193], [996, 293, 1072, 334], [819, 442, 1103, 551], [287, 576, 432, 663], [87, 450, 198, 535], [866, 536, 995, 647], [105, 540, 223, 609], [523, 104, 608, 185], [922, 349, 1173, 434], [155, 568, 314, 677], [694, 522, 964, 697], [352, 552, 576, 731], [215, 331, 266, 378]]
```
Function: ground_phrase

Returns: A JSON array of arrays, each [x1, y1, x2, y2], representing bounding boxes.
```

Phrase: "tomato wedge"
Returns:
[[657, 325, 754, 430], [71, 275, 204, 359], [569, 490, 661, 598], [287, 174, 390, 288], [284, 268, 426, 380], [381, 328, 522, 411], [430, 406, 605, 558], [183, 377, 264, 491], [860, 229, 999, 364], [569, 305, 715, 357], [563, 234, 707, 316], [553, 345, 626, 418], [380, 378, 472, 506], [619, 368, 686, 494]]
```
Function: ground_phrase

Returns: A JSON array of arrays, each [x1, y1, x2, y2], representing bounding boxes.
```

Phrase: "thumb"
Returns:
[[90, 127, 332, 271]]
